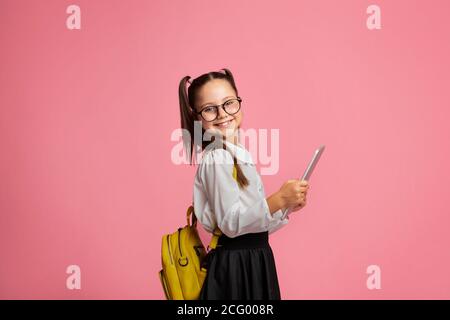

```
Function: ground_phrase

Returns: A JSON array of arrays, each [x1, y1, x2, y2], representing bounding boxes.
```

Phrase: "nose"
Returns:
[[216, 105, 228, 119]]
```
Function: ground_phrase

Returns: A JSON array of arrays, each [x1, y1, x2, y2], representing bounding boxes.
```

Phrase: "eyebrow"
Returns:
[[200, 96, 236, 108]]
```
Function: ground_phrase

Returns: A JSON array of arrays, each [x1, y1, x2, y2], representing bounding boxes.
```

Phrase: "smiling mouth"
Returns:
[[214, 119, 234, 127]]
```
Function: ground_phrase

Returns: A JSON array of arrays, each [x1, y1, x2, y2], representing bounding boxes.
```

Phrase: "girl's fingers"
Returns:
[[292, 199, 307, 210], [291, 202, 305, 213]]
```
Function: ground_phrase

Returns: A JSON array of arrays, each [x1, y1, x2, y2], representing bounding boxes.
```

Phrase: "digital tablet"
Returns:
[[281, 145, 325, 219], [300, 144, 325, 181]]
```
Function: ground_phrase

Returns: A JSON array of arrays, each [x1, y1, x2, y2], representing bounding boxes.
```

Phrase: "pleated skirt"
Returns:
[[199, 231, 281, 300]]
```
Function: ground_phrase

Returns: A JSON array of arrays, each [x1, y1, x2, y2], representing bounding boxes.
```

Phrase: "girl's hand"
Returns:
[[278, 179, 309, 213], [289, 197, 307, 213]]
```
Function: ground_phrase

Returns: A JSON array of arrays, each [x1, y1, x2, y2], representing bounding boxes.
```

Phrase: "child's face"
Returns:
[[194, 79, 242, 140]]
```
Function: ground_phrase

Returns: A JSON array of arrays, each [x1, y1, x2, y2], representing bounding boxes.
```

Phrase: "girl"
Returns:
[[178, 68, 309, 300]]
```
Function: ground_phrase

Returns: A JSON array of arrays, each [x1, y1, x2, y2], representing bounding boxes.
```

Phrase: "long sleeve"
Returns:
[[258, 177, 290, 235], [198, 148, 287, 238], [268, 208, 289, 234]]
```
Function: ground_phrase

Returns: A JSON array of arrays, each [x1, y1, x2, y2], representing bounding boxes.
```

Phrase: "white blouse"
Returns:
[[192, 139, 290, 238]]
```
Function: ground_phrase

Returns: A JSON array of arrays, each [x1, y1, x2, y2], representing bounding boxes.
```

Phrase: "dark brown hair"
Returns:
[[178, 68, 249, 188]]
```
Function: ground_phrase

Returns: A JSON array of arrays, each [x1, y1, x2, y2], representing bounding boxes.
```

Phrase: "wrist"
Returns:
[[275, 191, 287, 210], [267, 191, 286, 215]]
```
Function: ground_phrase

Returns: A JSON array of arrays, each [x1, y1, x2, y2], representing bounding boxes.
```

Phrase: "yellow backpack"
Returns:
[[158, 165, 237, 300]]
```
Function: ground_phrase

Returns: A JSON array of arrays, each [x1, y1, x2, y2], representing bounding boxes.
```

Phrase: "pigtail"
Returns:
[[178, 75, 197, 165], [223, 139, 249, 189]]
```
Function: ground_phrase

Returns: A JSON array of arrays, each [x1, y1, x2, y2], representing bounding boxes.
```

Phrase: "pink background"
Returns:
[[1, 0, 450, 299]]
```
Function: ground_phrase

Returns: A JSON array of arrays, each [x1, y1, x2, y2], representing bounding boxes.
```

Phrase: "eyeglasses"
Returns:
[[194, 97, 242, 122]]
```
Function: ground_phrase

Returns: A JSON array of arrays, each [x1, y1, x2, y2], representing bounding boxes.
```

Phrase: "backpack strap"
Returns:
[[207, 226, 222, 251], [186, 205, 196, 226], [187, 204, 220, 251]]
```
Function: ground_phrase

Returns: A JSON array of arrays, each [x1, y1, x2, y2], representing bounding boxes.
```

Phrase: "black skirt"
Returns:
[[199, 231, 281, 300]]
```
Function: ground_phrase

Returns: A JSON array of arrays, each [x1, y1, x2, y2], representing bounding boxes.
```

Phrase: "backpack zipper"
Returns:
[[177, 228, 183, 256]]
